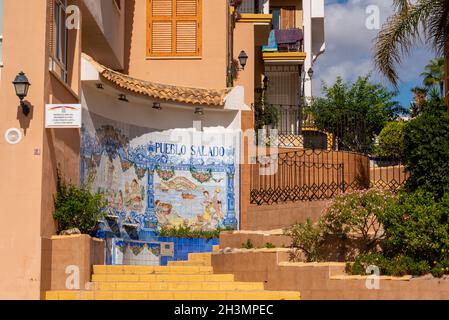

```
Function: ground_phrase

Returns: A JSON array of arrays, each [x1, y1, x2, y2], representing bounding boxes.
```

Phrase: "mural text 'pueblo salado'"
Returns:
[[155, 142, 227, 158]]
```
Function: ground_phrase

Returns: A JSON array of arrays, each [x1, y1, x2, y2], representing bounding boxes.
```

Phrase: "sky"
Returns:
[[314, 0, 436, 107]]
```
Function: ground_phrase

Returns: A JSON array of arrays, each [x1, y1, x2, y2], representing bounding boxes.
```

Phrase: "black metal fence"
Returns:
[[261, 104, 371, 153], [250, 149, 408, 205]]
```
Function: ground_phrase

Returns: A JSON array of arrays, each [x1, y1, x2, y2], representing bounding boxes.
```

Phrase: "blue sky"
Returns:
[[314, 0, 436, 108]]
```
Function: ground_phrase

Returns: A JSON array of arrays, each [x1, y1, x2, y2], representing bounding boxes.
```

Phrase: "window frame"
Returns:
[[146, 0, 202, 58], [51, 0, 69, 83]]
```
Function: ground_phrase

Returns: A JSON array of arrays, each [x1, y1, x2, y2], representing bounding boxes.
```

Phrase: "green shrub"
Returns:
[[53, 174, 107, 235], [158, 225, 228, 239], [264, 242, 276, 249], [403, 113, 449, 198], [378, 191, 449, 263], [320, 189, 396, 252], [284, 190, 396, 262], [346, 253, 431, 277], [377, 121, 406, 159], [284, 218, 323, 262], [242, 239, 255, 249]]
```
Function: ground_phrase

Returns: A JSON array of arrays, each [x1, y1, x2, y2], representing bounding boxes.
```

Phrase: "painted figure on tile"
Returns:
[[125, 179, 144, 212], [155, 200, 184, 227], [201, 191, 214, 224], [212, 188, 224, 223]]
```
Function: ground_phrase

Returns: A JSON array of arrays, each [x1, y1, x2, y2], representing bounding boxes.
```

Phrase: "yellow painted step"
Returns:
[[167, 260, 209, 267], [91, 273, 235, 283], [46, 290, 300, 301], [188, 253, 212, 263], [93, 281, 265, 291], [93, 265, 213, 275]]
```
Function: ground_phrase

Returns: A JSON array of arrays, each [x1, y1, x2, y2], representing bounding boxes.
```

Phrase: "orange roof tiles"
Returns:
[[83, 54, 231, 106]]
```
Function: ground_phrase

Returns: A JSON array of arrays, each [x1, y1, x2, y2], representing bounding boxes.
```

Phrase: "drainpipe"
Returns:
[[227, 0, 234, 87], [303, 0, 313, 102]]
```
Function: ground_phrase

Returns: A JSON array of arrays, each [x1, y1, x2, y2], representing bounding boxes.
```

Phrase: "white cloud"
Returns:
[[314, 0, 434, 98]]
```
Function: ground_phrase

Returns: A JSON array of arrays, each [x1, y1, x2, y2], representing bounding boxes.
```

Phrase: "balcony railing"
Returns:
[[236, 0, 269, 14]]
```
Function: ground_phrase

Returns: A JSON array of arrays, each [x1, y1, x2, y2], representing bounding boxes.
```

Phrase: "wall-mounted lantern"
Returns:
[[194, 108, 204, 116], [238, 50, 248, 70], [263, 75, 270, 90], [307, 68, 314, 79], [12, 72, 31, 116], [152, 102, 162, 110], [118, 94, 129, 102]]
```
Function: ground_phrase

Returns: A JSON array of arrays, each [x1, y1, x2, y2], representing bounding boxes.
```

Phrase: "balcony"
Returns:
[[235, 0, 272, 24], [262, 28, 306, 63]]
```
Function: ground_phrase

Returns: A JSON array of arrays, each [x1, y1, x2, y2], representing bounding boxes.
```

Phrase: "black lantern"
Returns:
[[307, 68, 314, 79], [152, 102, 162, 110], [238, 50, 248, 70], [263, 75, 270, 90], [194, 107, 204, 116], [12, 72, 31, 116], [118, 94, 129, 102]]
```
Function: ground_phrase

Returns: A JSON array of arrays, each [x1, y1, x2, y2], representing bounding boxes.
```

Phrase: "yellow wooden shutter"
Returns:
[[148, 0, 201, 57]]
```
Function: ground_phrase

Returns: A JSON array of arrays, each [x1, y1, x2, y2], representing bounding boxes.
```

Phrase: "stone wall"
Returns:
[[212, 250, 449, 300], [41, 235, 104, 294], [245, 200, 329, 230]]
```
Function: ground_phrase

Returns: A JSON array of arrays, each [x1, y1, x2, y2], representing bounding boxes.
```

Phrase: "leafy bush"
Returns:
[[378, 191, 449, 263], [308, 76, 403, 153], [284, 218, 323, 262], [242, 239, 255, 249], [284, 190, 395, 262], [53, 174, 107, 235], [344, 191, 449, 277], [158, 225, 228, 239], [377, 121, 406, 159], [265, 243, 276, 249], [346, 253, 431, 277], [402, 112, 449, 198], [320, 190, 395, 252], [254, 99, 279, 131]]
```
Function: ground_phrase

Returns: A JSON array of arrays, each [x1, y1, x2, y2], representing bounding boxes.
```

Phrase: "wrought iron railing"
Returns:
[[236, 0, 267, 14], [250, 150, 408, 205], [259, 105, 370, 152]]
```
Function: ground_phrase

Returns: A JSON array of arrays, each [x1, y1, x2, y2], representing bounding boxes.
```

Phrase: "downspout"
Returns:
[[227, 0, 234, 87]]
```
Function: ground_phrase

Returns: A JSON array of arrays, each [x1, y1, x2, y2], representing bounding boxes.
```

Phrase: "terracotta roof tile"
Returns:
[[83, 54, 231, 106]]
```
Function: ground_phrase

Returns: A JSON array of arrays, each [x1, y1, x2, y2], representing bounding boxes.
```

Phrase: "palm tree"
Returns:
[[410, 86, 427, 115], [374, 0, 449, 101], [420, 57, 445, 97]]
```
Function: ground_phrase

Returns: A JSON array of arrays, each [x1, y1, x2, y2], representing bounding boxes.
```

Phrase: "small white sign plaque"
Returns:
[[45, 104, 82, 128]]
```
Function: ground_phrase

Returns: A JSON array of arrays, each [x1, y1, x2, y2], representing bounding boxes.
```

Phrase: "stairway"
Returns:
[[45, 252, 301, 300]]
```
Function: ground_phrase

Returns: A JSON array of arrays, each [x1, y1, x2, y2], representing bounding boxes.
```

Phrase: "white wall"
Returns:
[[311, 0, 324, 18], [82, 0, 125, 69], [81, 85, 241, 132]]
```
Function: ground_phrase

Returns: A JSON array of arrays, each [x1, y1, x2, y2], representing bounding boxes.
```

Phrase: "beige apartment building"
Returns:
[[0, 0, 324, 299]]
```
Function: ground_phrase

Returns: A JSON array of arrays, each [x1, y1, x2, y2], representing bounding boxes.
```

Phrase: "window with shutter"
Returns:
[[280, 7, 296, 30], [147, 0, 202, 57]]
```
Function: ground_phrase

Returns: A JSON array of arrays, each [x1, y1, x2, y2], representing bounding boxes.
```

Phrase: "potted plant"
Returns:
[[53, 173, 107, 236]]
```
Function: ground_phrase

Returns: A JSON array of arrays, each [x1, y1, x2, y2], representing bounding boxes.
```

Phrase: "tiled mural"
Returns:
[[81, 112, 239, 240], [106, 239, 162, 266]]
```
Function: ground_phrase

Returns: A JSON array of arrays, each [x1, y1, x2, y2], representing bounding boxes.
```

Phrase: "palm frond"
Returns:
[[374, 0, 435, 86], [426, 0, 449, 55], [393, 0, 411, 13]]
